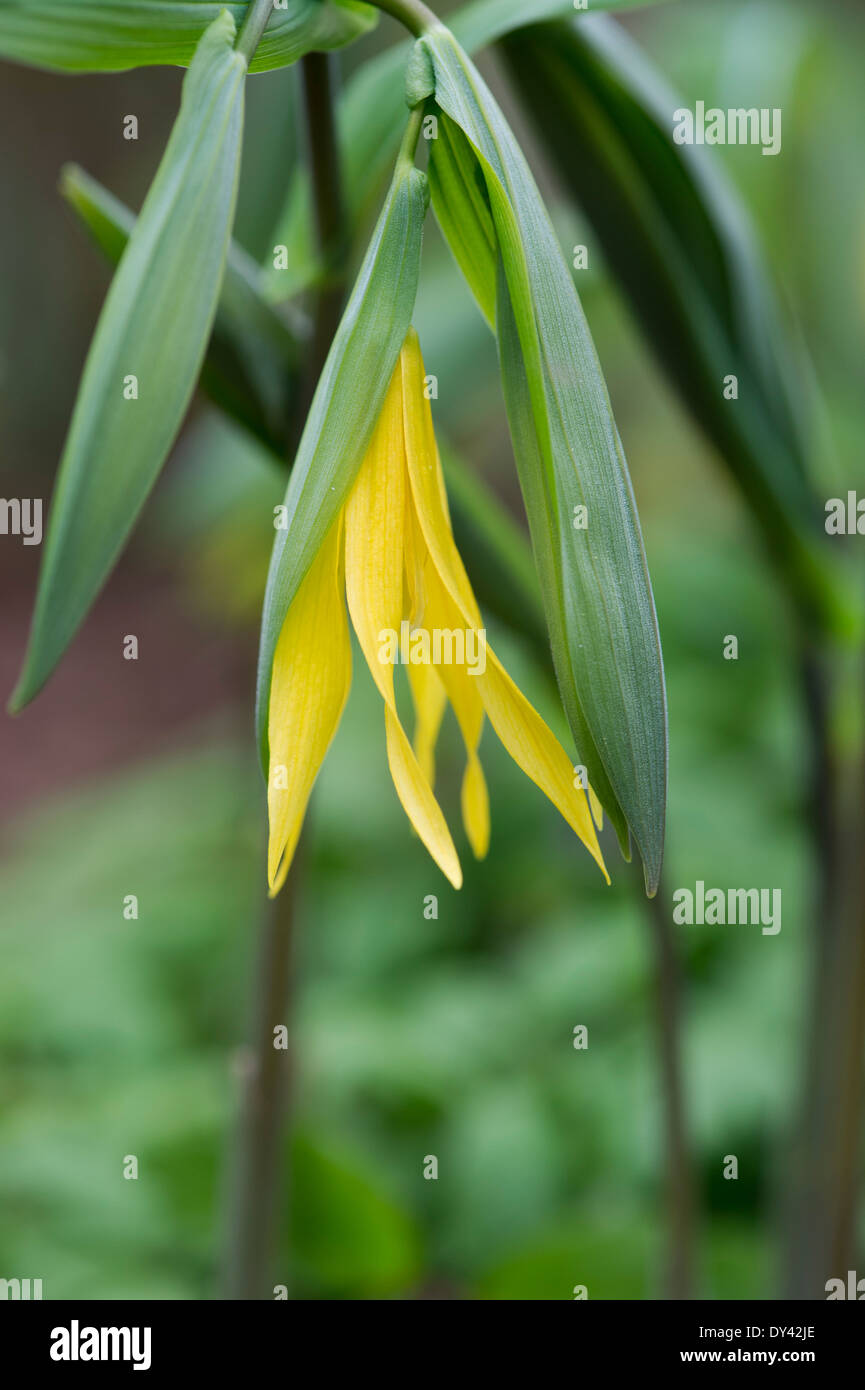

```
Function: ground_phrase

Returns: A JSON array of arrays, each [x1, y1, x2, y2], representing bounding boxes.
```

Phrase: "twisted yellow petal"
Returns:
[[267, 517, 351, 896], [400, 329, 608, 882], [406, 660, 447, 786], [404, 500, 448, 787], [344, 363, 462, 890], [406, 505, 490, 859]]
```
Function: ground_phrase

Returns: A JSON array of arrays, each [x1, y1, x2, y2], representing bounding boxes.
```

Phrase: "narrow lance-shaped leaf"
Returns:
[[411, 26, 667, 892], [452, 0, 669, 51], [61, 162, 307, 457], [502, 14, 861, 642], [0, 0, 376, 74], [255, 147, 429, 769], [262, 0, 669, 300], [10, 12, 246, 712]]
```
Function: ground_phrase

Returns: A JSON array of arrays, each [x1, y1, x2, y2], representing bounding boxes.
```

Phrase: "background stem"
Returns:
[[784, 646, 865, 1296], [291, 51, 350, 449], [221, 50, 350, 1299], [640, 869, 697, 1299], [222, 858, 299, 1299]]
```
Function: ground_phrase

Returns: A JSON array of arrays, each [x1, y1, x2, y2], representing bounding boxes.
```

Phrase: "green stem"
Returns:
[[222, 859, 300, 1299], [290, 51, 352, 451], [397, 103, 426, 167], [236, 0, 276, 62], [371, 0, 441, 37], [639, 867, 697, 1299], [300, 52, 346, 276]]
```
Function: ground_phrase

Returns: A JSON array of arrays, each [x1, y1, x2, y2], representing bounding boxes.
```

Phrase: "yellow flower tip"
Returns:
[[267, 832, 295, 897], [462, 757, 490, 861], [267, 861, 288, 899], [588, 785, 604, 830], [582, 817, 610, 886]]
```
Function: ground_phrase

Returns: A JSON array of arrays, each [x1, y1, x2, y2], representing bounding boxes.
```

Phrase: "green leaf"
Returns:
[[255, 146, 428, 769], [60, 163, 306, 456], [427, 113, 496, 327], [0, 0, 375, 74], [452, 0, 669, 52], [502, 15, 860, 643], [414, 26, 668, 892], [10, 13, 246, 712], [262, 0, 668, 301]]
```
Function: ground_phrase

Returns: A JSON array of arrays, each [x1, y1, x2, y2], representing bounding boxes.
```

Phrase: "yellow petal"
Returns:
[[399, 331, 481, 626], [383, 706, 462, 889], [429, 557, 605, 879], [461, 752, 490, 861], [401, 329, 608, 882], [417, 541, 490, 859], [345, 361, 462, 890], [407, 659, 447, 785], [406, 498, 489, 857], [344, 365, 405, 702], [267, 517, 351, 896]]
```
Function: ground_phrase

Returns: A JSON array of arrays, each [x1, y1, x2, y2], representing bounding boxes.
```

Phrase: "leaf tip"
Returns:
[[640, 844, 664, 899], [7, 671, 32, 717]]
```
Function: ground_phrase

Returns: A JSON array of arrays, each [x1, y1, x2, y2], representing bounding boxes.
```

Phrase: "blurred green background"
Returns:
[[1, 0, 863, 1299]]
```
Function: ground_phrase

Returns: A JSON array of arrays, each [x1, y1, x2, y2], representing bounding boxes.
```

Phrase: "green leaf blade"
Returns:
[[419, 27, 668, 891], [11, 12, 246, 711], [452, 0, 670, 53], [60, 163, 306, 457], [0, 0, 375, 74]]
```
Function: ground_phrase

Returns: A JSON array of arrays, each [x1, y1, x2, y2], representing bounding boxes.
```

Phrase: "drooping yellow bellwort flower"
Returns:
[[267, 330, 609, 895]]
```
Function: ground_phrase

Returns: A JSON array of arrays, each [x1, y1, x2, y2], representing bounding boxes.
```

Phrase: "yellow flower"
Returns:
[[267, 330, 608, 895]]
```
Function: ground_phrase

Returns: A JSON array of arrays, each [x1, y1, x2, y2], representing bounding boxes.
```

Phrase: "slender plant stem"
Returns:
[[222, 858, 300, 1299], [784, 646, 865, 1296], [371, 0, 440, 37], [398, 102, 426, 166], [826, 864, 865, 1275], [640, 868, 697, 1299], [236, 0, 276, 62], [222, 51, 350, 1299], [791, 786, 865, 1295], [292, 52, 349, 440], [783, 645, 839, 1294]]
